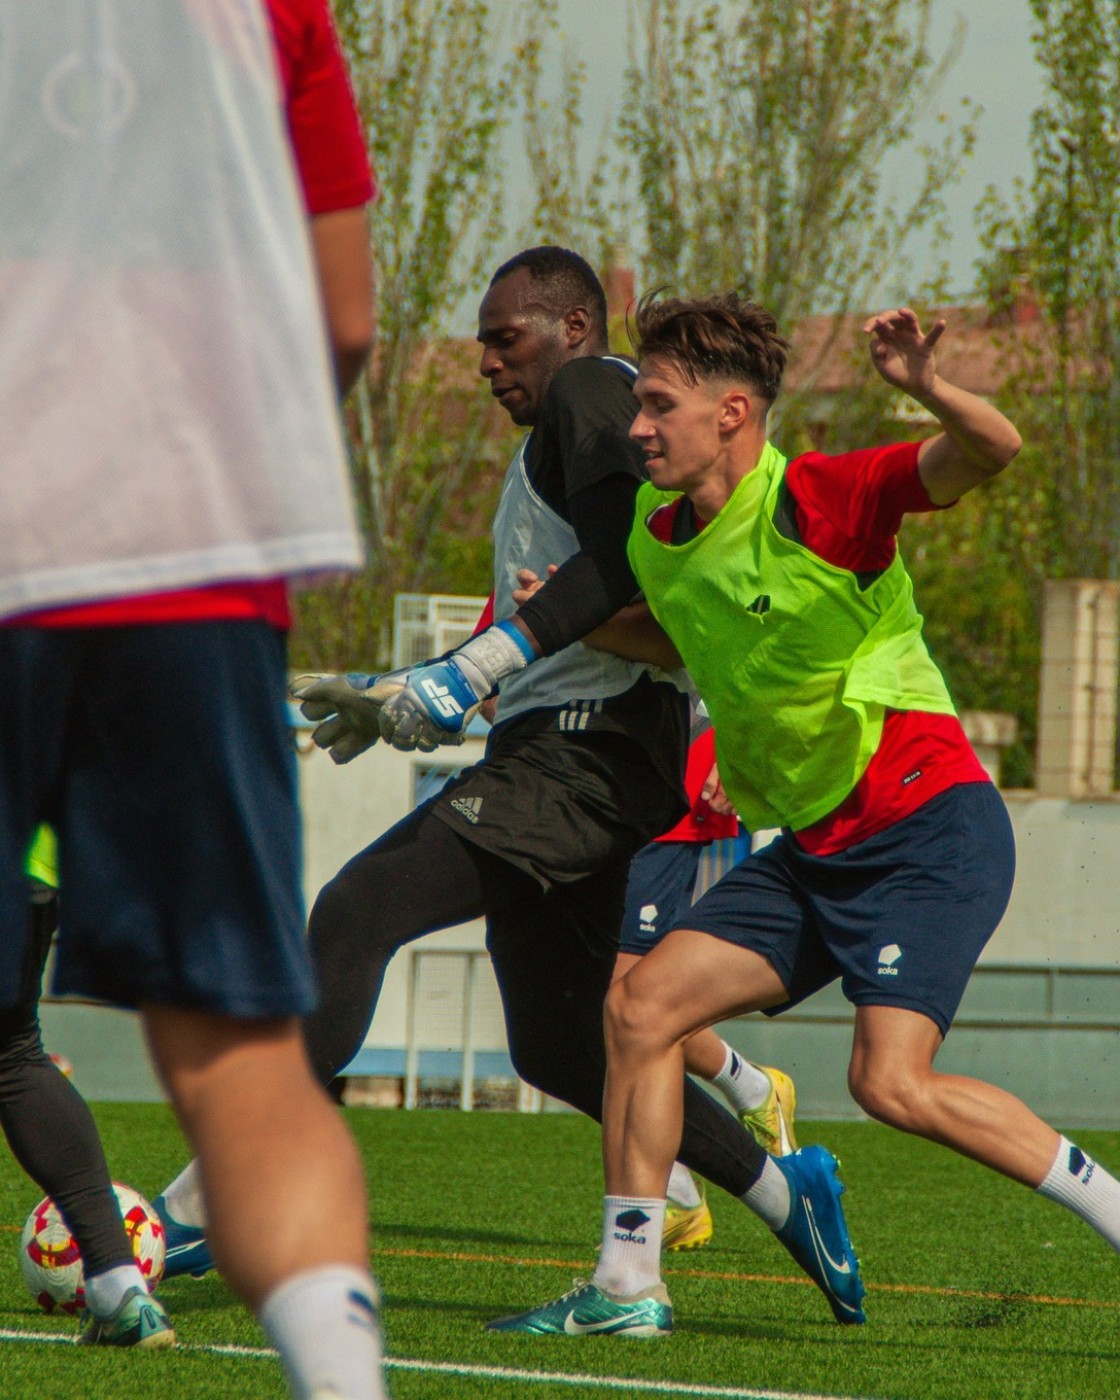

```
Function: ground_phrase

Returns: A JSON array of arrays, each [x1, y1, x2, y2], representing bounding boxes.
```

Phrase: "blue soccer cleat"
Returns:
[[772, 1145, 866, 1324], [154, 1194, 213, 1281], [487, 1279, 672, 1337]]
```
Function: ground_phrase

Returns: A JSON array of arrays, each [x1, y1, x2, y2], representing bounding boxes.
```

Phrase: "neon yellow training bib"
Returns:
[[628, 443, 955, 831], [26, 825, 59, 890]]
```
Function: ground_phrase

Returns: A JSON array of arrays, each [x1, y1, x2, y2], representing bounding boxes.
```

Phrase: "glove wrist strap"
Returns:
[[456, 622, 536, 694]]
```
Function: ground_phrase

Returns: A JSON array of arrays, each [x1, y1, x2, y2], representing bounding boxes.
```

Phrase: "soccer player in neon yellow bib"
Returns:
[[490, 298, 1120, 1337]]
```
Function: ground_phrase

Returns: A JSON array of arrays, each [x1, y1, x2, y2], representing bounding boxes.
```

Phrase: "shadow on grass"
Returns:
[[373, 1219, 588, 1250]]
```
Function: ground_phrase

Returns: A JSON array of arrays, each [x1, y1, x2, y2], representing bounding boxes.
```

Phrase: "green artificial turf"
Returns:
[[1, 1104, 1118, 1398]]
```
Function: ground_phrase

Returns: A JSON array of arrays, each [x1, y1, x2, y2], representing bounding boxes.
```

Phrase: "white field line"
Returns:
[[0, 1327, 875, 1399]]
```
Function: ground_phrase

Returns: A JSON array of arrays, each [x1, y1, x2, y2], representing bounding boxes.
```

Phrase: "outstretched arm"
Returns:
[[864, 307, 1021, 505], [513, 567, 683, 671]]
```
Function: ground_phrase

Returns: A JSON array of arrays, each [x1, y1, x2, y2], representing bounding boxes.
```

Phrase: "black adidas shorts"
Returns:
[[428, 716, 686, 892]]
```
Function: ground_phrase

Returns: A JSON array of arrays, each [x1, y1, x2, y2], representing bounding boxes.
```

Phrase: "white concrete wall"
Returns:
[[990, 791, 1120, 967], [297, 739, 1120, 1063], [296, 732, 491, 1055]]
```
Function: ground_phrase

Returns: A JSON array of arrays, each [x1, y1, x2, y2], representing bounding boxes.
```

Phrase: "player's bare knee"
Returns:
[[849, 1060, 931, 1131], [604, 977, 671, 1057]]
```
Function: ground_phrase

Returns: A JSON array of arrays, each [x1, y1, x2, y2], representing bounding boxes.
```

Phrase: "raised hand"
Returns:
[[863, 306, 945, 400]]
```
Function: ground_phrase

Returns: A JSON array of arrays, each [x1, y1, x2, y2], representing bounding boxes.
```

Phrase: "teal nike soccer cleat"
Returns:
[[487, 1279, 672, 1337], [78, 1286, 175, 1348], [773, 1145, 866, 1324], [153, 1194, 213, 1280]]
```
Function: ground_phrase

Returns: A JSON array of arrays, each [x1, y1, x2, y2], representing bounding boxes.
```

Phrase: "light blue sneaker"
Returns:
[[487, 1279, 672, 1337], [773, 1145, 865, 1324], [153, 1194, 213, 1280], [78, 1286, 175, 1348]]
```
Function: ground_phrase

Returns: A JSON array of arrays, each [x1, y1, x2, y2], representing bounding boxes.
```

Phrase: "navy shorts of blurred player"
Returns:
[[0, 620, 311, 1016]]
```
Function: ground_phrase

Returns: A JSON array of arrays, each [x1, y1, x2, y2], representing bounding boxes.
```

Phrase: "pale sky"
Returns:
[[512, 0, 1045, 304]]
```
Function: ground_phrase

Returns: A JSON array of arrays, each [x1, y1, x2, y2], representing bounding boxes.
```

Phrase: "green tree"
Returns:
[[977, 0, 1120, 582], [509, 0, 977, 459], [617, 0, 973, 421], [928, 0, 1120, 782]]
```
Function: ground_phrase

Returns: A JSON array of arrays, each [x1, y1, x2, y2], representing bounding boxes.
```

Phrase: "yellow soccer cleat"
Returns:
[[662, 1181, 713, 1252], [739, 1065, 799, 1156]]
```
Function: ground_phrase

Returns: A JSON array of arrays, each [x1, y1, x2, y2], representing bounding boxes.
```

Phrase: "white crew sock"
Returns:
[[159, 1159, 207, 1230], [592, 1196, 666, 1298], [84, 1262, 150, 1319], [739, 1155, 792, 1231], [667, 1162, 702, 1209], [260, 1266, 386, 1400], [711, 1044, 773, 1114], [1037, 1136, 1120, 1253]]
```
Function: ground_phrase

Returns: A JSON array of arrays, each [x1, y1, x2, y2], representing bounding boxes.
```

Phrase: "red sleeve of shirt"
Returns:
[[785, 442, 939, 573], [8, 581, 292, 630], [655, 726, 740, 843], [266, 0, 377, 216], [472, 594, 496, 635]]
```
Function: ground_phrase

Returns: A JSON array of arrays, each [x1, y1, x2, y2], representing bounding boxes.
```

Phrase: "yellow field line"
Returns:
[[369, 1244, 1120, 1312], [4, 1221, 1113, 1313]]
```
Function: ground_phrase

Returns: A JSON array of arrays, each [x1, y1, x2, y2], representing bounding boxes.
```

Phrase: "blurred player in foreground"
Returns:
[[496, 295, 1120, 1338], [0, 4, 384, 1395]]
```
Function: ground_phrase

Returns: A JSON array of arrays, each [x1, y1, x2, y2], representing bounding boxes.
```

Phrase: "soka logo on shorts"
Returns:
[[639, 902, 659, 934], [877, 944, 903, 977]]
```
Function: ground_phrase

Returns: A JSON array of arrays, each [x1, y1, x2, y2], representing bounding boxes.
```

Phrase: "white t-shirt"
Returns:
[[0, 0, 362, 620]]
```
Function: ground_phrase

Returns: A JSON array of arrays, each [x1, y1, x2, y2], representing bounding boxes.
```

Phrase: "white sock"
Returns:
[[739, 1155, 792, 1231], [84, 1262, 150, 1319], [592, 1196, 666, 1298], [667, 1162, 702, 1209], [711, 1045, 773, 1114], [1037, 1136, 1120, 1253], [260, 1266, 386, 1400], [159, 1159, 207, 1230]]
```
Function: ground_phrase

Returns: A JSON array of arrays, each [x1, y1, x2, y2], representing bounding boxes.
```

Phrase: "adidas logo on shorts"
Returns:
[[450, 795, 483, 824]]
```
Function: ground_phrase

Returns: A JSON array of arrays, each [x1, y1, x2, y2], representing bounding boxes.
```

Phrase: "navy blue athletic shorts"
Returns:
[[619, 840, 704, 955], [0, 621, 312, 1016], [679, 783, 1015, 1036]]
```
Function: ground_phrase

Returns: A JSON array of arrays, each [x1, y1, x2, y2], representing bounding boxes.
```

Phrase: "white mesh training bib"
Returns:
[[0, 0, 362, 619]]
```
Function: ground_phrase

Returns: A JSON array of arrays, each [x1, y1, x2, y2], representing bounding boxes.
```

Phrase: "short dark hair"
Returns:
[[490, 245, 608, 338], [630, 292, 789, 403]]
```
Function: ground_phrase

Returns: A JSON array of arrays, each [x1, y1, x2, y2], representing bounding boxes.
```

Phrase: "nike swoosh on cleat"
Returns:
[[164, 1243, 205, 1260], [563, 1312, 639, 1335], [803, 1197, 853, 1277]]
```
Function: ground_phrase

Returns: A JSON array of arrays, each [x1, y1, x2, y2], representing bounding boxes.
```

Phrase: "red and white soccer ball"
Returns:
[[18, 1182, 166, 1315]]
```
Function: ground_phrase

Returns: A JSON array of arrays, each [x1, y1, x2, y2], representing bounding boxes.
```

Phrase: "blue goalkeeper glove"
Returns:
[[290, 668, 418, 764], [378, 622, 537, 751]]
